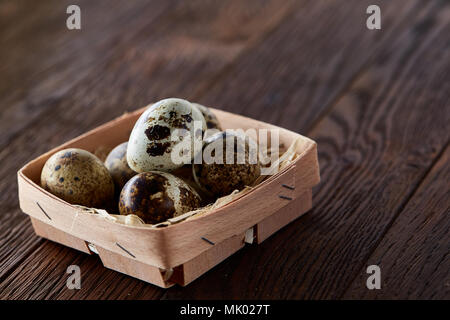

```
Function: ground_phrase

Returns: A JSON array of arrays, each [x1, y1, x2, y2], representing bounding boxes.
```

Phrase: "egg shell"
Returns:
[[40, 148, 114, 208], [119, 171, 201, 224], [171, 164, 215, 204], [193, 131, 261, 197], [127, 98, 206, 172], [105, 142, 136, 192], [191, 103, 222, 131]]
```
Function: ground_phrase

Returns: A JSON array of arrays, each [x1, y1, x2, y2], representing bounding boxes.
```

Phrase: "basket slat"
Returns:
[[18, 107, 320, 287]]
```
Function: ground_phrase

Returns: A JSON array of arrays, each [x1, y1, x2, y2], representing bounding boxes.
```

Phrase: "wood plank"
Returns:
[[162, 0, 450, 299], [195, 0, 425, 133], [344, 146, 450, 299], [0, 0, 298, 298]]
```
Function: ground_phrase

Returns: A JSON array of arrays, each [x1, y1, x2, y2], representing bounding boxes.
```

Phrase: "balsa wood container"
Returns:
[[17, 107, 320, 288]]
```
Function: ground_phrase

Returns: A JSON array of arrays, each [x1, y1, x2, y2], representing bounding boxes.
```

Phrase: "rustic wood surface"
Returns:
[[0, 0, 448, 299]]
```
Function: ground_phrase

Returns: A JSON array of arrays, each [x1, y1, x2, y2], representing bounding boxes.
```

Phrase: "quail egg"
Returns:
[[193, 131, 261, 197], [119, 171, 201, 224], [41, 148, 114, 208], [127, 98, 206, 172], [105, 142, 136, 192]]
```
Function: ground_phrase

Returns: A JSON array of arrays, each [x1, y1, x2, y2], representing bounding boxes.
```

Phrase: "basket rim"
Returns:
[[17, 106, 318, 232]]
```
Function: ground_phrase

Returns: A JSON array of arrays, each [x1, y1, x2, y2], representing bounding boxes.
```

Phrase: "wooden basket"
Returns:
[[17, 107, 320, 288]]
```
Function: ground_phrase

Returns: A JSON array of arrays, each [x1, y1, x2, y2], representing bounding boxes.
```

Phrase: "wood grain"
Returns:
[[0, 0, 297, 223], [0, 0, 171, 147], [163, 0, 450, 299], [17, 107, 318, 271], [0, 240, 164, 300], [344, 146, 450, 299]]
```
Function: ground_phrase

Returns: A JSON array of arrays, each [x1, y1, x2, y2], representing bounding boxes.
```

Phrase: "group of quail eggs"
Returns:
[[40, 98, 261, 225]]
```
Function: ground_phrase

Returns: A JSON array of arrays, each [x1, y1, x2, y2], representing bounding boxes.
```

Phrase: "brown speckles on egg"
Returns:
[[119, 171, 201, 224], [171, 165, 206, 197], [195, 128, 203, 139], [194, 162, 260, 197], [41, 148, 114, 208], [206, 121, 217, 129], [159, 109, 191, 130]]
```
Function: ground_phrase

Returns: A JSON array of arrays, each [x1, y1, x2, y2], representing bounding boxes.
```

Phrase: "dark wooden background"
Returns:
[[0, 0, 449, 300]]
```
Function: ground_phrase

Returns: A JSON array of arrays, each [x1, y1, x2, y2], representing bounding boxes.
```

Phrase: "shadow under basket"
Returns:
[[17, 107, 320, 288]]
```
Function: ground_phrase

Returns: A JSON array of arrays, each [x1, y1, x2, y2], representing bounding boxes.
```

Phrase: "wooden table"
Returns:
[[1, 0, 448, 300]]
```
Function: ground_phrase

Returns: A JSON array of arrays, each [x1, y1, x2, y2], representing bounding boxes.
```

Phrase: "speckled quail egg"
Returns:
[[193, 131, 261, 197], [105, 142, 136, 192], [41, 148, 114, 208], [127, 98, 206, 173], [118, 171, 201, 224], [191, 103, 222, 131]]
